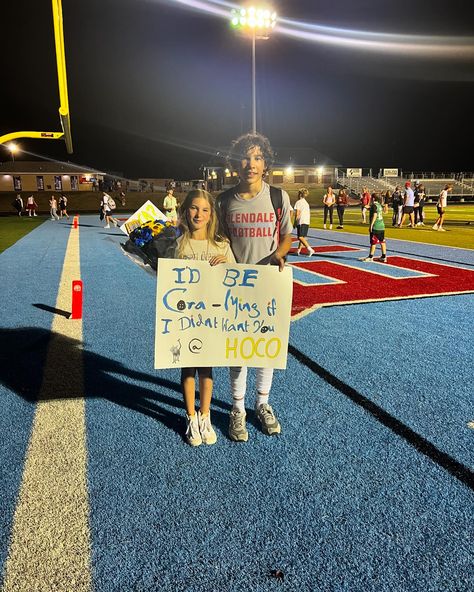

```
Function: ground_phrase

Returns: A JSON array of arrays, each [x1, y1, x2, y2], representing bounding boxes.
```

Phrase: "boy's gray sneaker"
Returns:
[[255, 404, 281, 436], [228, 409, 248, 442]]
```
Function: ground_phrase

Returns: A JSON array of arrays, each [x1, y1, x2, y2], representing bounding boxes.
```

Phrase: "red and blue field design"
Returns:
[[0, 218, 473, 592], [288, 244, 474, 317]]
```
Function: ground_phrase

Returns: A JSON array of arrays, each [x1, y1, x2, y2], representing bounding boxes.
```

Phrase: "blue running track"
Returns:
[[1, 216, 473, 591]]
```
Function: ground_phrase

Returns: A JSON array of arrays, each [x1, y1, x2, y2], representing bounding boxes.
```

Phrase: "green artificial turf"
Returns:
[[310, 204, 474, 249], [0, 217, 46, 254], [1, 204, 473, 255]]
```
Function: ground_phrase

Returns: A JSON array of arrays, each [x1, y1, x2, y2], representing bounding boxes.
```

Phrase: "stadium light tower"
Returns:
[[230, 6, 277, 134]]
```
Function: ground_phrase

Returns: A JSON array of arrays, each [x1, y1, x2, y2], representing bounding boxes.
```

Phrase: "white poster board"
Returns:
[[155, 259, 293, 369], [120, 200, 167, 235]]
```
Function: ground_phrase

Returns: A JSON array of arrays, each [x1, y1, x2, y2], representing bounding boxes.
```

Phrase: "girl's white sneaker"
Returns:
[[198, 411, 217, 445], [185, 413, 202, 446]]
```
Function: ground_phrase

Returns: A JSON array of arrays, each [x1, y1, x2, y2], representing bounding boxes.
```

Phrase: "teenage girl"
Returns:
[[323, 186, 336, 229], [175, 189, 236, 446]]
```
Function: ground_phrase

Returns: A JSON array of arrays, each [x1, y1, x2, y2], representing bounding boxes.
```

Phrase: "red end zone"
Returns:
[[291, 255, 474, 318], [289, 245, 358, 254]]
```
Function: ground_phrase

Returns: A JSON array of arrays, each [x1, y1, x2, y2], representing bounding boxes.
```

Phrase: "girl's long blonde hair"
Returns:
[[176, 189, 227, 258]]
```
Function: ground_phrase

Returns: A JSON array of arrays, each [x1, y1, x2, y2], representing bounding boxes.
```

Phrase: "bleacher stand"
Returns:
[[338, 176, 473, 201]]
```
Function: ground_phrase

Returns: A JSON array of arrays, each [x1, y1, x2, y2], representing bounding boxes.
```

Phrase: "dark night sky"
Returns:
[[1, 0, 473, 179]]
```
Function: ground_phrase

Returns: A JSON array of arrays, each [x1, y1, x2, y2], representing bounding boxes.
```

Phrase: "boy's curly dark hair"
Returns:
[[227, 132, 274, 173]]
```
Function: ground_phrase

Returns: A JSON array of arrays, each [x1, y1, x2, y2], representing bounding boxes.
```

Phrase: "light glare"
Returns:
[[173, 0, 474, 60]]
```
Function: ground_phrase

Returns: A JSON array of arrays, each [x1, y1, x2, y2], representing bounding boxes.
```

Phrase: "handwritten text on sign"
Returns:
[[155, 259, 292, 369]]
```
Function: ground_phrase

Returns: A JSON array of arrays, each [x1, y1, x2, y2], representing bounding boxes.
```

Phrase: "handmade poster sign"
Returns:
[[155, 259, 293, 369], [120, 200, 167, 235]]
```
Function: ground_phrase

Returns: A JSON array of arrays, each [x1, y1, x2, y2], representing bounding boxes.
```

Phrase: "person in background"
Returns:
[[163, 188, 178, 225], [101, 192, 119, 228], [336, 188, 348, 228], [294, 188, 315, 256], [391, 185, 403, 226], [14, 194, 23, 216], [414, 183, 426, 226], [432, 184, 452, 232], [322, 185, 336, 229], [119, 191, 126, 207], [398, 181, 416, 228], [49, 195, 60, 220], [360, 187, 371, 223], [174, 189, 236, 446], [26, 195, 37, 217], [59, 194, 70, 220], [362, 192, 388, 263]]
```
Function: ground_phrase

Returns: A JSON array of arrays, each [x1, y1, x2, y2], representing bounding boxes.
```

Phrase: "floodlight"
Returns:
[[229, 5, 278, 133]]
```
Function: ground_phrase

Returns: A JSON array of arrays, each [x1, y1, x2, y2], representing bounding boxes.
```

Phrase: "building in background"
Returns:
[[0, 161, 105, 192], [201, 146, 341, 191]]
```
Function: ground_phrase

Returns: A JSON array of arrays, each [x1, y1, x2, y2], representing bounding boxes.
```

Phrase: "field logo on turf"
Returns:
[[291, 251, 474, 318]]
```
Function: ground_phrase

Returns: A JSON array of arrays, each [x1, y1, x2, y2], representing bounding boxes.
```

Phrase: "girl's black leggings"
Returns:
[[324, 205, 334, 225], [415, 203, 425, 223], [336, 205, 345, 225]]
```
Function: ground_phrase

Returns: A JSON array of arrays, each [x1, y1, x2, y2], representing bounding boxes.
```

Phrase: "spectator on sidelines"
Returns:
[[216, 132, 292, 443], [294, 188, 315, 256], [163, 188, 178, 225], [432, 184, 452, 232], [49, 195, 60, 220], [360, 187, 371, 223], [59, 194, 70, 220], [13, 194, 23, 216], [362, 192, 388, 263], [323, 185, 336, 229], [101, 192, 119, 228], [398, 181, 416, 228], [336, 188, 348, 228], [391, 185, 403, 226], [414, 183, 426, 226], [26, 195, 38, 217]]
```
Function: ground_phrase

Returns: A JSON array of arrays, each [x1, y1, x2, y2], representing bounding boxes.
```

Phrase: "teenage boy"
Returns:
[[432, 184, 452, 231], [217, 133, 293, 442], [294, 187, 315, 256], [398, 181, 416, 228], [163, 188, 178, 225], [362, 193, 388, 262], [102, 192, 119, 228]]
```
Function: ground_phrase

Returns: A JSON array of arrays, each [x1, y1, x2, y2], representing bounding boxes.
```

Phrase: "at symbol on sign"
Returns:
[[189, 338, 203, 353]]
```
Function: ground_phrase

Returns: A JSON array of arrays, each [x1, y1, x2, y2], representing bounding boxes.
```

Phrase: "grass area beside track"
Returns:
[[310, 204, 474, 249], [0, 204, 473, 255], [0, 217, 45, 254]]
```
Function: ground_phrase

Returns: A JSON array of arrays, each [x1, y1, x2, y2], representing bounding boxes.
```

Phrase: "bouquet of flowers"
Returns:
[[123, 219, 180, 270]]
